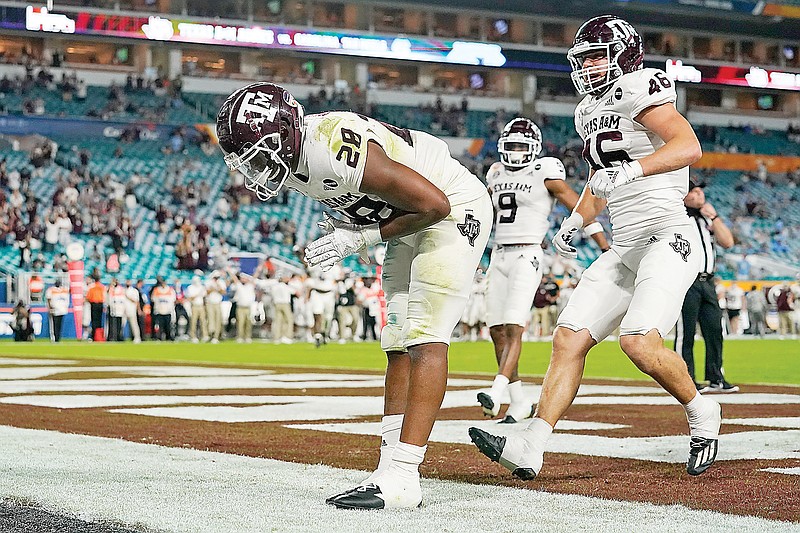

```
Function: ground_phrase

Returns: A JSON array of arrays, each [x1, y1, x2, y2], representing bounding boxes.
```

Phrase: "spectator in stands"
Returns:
[[29, 273, 44, 303], [254, 257, 276, 280], [257, 215, 272, 242], [86, 274, 105, 342], [11, 301, 34, 342], [736, 254, 752, 280], [45, 280, 69, 342], [205, 271, 226, 343], [43, 212, 59, 252], [211, 237, 229, 269], [53, 253, 68, 273]]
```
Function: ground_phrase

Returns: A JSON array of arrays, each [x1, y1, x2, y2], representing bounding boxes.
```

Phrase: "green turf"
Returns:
[[0, 338, 798, 385]]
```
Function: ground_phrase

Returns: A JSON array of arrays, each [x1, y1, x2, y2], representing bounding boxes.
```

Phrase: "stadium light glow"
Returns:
[[9, 6, 505, 68], [664, 58, 800, 91]]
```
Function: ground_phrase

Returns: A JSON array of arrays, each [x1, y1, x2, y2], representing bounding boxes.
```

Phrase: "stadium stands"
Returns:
[[0, 73, 797, 286]]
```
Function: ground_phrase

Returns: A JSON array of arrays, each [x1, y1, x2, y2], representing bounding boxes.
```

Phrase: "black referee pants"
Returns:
[[49, 314, 64, 342], [89, 302, 104, 341], [674, 276, 724, 383]]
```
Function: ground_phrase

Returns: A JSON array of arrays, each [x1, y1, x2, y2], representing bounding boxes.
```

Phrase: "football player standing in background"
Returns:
[[479, 118, 609, 423], [471, 15, 722, 479], [217, 83, 491, 509]]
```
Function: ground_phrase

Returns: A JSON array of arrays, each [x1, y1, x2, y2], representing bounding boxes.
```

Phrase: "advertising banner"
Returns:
[[1, 6, 506, 67]]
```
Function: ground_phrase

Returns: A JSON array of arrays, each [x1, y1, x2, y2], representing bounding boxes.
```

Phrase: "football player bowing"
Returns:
[[217, 84, 491, 509], [479, 118, 609, 424], [470, 15, 722, 479]]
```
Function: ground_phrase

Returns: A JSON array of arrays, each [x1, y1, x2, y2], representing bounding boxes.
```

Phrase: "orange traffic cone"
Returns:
[[94, 328, 106, 342]]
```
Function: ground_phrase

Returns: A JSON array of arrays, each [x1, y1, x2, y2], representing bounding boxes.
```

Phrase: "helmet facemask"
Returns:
[[568, 41, 624, 96], [223, 132, 291, 201], [498, 137, 541, 168]]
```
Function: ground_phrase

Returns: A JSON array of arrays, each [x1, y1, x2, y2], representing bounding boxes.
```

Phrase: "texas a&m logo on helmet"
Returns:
[[497, 118, 542, 169], [567, 15, 644, 96], [216, 82, 304, 200]]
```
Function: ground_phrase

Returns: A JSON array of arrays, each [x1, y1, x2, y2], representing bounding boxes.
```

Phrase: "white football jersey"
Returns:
[[289, 112, 487, 225], [574, 67, 690, 244], [485, 157, 565, 245]]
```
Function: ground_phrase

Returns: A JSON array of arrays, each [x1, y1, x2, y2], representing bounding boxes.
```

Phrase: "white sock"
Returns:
[[508, 380, 524, 405], [386, 441, 427, 480], [684, 392, 719, 438], [523, 417, 554, 447], [375, 414, 403, 474], [489, 374, 510, 401]]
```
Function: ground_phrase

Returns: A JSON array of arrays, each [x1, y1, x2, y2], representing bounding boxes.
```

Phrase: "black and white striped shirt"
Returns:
[[686, 208, 715, 275]]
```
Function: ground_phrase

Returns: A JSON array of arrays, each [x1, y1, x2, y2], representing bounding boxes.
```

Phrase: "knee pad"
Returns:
[[380, 322, 405, 352]]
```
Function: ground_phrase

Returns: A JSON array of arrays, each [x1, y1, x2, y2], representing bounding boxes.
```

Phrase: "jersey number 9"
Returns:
[[497, 192, 517, 224]]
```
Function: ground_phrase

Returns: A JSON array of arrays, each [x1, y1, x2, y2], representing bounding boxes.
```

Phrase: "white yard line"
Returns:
[[0, 425, 795, 533], [763, 468, 800, 476]]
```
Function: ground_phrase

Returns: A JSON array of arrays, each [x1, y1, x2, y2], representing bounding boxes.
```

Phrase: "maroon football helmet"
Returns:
[[216, 82, 304, 200], [497, 118, 542, 168], [567, 15, 644, 96]]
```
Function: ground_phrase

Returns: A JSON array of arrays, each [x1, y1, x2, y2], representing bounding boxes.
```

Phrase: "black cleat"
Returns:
[[687, 436, 718, 475], [468, 427, 537, 480], [477, 392, 498, 417], [326, 484, 386, 509], [326, 483, 422, 510], [469, 427, 504, 461]]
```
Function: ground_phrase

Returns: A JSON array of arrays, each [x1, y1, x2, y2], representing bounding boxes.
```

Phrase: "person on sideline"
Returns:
[[675, 180, 738, 393]]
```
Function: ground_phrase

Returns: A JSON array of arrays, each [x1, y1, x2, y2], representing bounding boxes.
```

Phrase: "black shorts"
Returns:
[[727, 309, 740, 319]]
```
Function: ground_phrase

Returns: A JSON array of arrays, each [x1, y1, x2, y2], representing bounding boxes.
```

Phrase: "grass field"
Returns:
[[1, 338, 798, 386]]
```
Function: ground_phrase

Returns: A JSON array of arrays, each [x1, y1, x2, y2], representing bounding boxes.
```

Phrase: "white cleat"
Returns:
[[326, 471, 422, 510], [499, 404, 534, 424], [469, 427, 543, 480], [477, 392, 500, 418]]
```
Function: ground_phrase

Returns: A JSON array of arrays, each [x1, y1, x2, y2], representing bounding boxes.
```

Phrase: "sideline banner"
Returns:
[[694, 152, 800, 173]]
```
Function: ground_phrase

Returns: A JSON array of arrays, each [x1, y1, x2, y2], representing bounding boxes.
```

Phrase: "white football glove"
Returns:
[[304, 213, 382, 271], [588, 161, 643, 200], [552, 212, 584, 260]]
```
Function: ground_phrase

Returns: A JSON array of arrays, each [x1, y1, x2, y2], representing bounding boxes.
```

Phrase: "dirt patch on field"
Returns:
[[0, 400, 798, 521], [1, 364, 799, 522]]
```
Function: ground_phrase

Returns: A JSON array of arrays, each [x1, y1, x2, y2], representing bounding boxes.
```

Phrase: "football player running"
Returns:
[[479, 118, 609, 424], [217, 84, 491, 509], [470, 15, 722, 479]]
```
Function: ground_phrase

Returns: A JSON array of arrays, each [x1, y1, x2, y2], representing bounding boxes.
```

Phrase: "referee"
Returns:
[[675, 179, 738, 393]]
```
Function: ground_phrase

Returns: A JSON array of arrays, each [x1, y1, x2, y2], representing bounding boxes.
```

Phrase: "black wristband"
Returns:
[[710, 215, 718, 221]]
